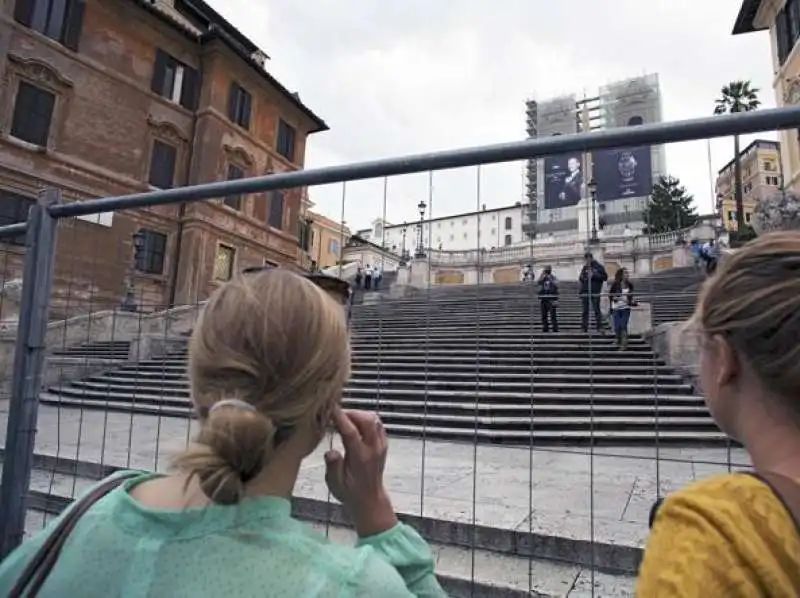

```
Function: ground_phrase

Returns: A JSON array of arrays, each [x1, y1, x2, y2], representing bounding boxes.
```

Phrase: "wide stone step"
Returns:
[[351, 341, 654, 352], [49, 351, 129, 359], [58, 376, 694, 397], [348, 331, 647, 340], [37, 395, 724, 444], [45, 386, 703, 405], [91, 370, 683, 387], [43, 388, 713, 428], [103, 362, 681, 381], [345, 378, 693, 394], [348, 370, 684, 383], [352, 295, 696, 306], [352, 349, 663, 361], [343, 387, 703, 402], [350, 412, 717, 431], [350, 362, 679, 374], [342, 397, 709, 413]]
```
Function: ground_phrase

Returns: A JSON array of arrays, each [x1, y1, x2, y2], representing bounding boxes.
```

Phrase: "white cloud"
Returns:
[[207, 0, 778, 233]]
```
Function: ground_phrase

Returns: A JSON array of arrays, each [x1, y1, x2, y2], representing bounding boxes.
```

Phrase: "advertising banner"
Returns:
[[543, 153, 583, 209], [592, 146, 653, 202]]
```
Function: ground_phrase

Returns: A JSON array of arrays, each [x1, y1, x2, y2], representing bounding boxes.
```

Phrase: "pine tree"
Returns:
[[643, 175, 698, 234]]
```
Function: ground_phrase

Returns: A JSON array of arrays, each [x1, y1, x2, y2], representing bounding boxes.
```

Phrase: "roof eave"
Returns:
[[199, 30, 328, 133], [732, 0, 769, 35]]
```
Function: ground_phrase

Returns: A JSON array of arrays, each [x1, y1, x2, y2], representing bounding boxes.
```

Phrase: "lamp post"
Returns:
[[122, 230, 145, 312], [588, 178, 599, 244], [400, 222, 408, 265], [415, 200, 426, 258]]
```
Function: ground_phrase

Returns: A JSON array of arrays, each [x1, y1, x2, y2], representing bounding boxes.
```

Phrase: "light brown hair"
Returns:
[[173, 268, 351, 504], [694, 230, 800, 404]]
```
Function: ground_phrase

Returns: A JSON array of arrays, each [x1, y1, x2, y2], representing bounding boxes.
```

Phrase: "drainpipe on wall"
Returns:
[[168, 39, 203, 307]]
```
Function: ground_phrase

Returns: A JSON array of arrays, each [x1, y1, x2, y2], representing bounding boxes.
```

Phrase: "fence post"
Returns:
[[0, 188, 60, 558]]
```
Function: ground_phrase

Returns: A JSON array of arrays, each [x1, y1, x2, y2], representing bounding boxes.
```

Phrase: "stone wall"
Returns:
[[646, 321, 699, 387], [0, 302, 204, 396]]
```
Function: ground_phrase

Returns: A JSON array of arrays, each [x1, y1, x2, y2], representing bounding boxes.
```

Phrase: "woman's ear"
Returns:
[[712, 334, 739, 389]]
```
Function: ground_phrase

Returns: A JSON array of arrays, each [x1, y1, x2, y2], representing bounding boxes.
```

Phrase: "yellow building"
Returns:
[[715, 138, 782, 231], [734, 1, 800, 191], [307, 210, 350, 269]]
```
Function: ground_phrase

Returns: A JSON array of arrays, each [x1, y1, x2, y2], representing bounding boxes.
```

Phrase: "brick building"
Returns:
[[0, 0, 327, 315]]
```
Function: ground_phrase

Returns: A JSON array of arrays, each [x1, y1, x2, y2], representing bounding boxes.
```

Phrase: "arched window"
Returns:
[[627, 116, 644, 126], [504, 216, 512, 230]]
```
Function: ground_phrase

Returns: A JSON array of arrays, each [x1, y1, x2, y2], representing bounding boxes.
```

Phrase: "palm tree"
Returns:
[[714, 81, 761, 235]]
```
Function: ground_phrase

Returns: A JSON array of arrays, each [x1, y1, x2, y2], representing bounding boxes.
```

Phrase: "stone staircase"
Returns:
[[634, 266, 703, 325], [39, 269, 725, 445], [50, 340, 130, 360]]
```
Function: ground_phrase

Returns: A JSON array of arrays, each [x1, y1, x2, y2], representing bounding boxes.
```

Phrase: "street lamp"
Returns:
[[400, 222, 408, 265], [415, 200, 426, 258], [588, 178, 599, 244], [122, 230, 145, 312]]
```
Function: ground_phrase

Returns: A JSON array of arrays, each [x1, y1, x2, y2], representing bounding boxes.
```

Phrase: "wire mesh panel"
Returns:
[[0, 108, 793, 596]]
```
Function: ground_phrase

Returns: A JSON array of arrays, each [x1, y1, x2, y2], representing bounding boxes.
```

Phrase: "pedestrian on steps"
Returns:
[[578, 251, 608, 333], [364, 264, 373, 290], [354, 266, 363, 289], [608, 268, 634, 350], [699, 240, 718, 276], [537, 266, 559, 332]]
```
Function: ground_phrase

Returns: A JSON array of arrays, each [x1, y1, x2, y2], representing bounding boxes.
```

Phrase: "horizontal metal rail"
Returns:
[[49, 106, 800, 219], [0, 222, 27, 239]]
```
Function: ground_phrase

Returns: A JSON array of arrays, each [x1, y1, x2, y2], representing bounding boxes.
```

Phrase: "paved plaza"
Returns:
[[2, 402, 749, 595], [1, 402, 749, 547]]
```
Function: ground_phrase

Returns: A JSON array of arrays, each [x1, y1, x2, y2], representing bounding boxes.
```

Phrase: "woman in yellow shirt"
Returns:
[[637, 231, 800, 596]]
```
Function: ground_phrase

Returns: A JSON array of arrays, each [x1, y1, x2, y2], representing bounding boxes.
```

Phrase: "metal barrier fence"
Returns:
[[0, 106, 796, 595]]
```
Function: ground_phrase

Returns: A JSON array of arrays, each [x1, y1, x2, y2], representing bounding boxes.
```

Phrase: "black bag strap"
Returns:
[[10, 471, 140, 598]]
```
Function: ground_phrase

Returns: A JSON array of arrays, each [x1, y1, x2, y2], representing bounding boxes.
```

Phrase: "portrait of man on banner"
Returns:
[[544, 154, 583, 209]]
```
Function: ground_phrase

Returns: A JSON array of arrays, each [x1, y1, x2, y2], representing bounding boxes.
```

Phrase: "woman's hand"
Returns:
[[325, 409, 398, 537]]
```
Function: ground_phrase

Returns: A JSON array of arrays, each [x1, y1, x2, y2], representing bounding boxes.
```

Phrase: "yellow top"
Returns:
[[637, 473, 800, 597]]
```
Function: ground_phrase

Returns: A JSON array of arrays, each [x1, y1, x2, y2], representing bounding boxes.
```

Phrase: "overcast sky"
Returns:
[[208, 0, 776, 233]]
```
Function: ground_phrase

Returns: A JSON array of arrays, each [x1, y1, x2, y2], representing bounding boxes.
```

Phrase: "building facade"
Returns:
[[307, 210, 349, 269], [734, 0, 800, 192], [524, 74, 666, 240], [0, 0, 326, 315], [355, 203, 528, 255], [715, 139, 782, 231]]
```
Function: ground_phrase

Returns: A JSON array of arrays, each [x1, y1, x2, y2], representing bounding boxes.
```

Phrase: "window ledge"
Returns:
[[134, 272, 167, 283], [773, 40, 800, 90], [3, 134, 48, 154]]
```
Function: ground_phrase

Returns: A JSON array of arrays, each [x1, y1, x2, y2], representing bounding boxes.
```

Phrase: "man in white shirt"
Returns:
[[364, 265, 374, 290]]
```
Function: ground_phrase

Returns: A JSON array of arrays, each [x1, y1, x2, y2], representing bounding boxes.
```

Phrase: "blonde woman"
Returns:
[[637, 231, 800, 596], [0, 268, 446, 597]]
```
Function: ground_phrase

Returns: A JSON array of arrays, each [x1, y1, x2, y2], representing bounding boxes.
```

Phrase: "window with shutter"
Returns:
[[224, 164, 244, 210], [15, 0, 84, 50], [148, 140, 177, 189], [276, 120, 296, 161], [151, 49, 199, 110], [228, 83, 252, 129], [268, 190, 284, 230], [134, 229, 167, 274], [0, 192, 35, 246], [778, 9, 792, 65], [11, 81, 55, 146]]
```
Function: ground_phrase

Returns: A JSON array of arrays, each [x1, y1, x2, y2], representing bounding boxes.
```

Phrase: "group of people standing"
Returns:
[[523, 252, 635, 349], [354, 264, 382, 290], [690, 239, 719, 275]]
